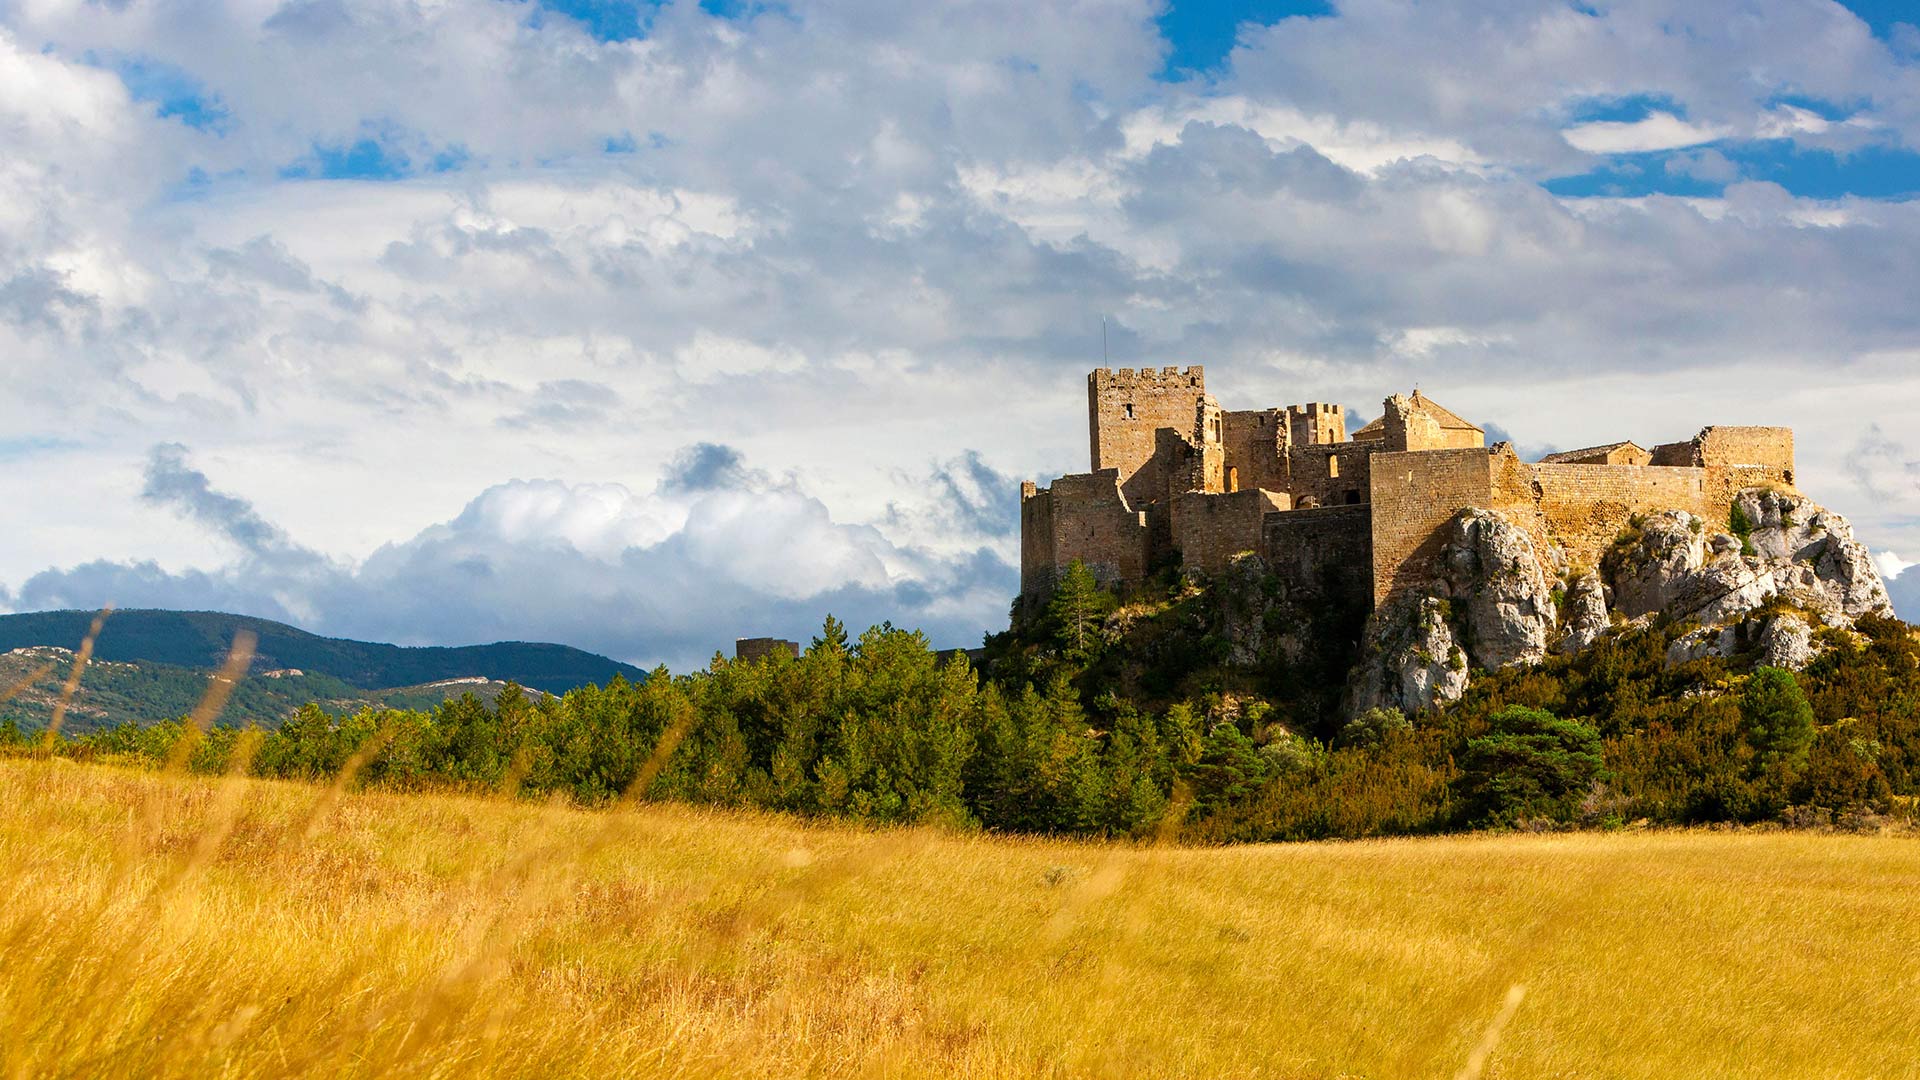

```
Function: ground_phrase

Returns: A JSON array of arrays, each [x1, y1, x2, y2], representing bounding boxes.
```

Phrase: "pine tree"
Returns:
[[1048, 560, 1108, 664], [810, 614, 849, 655], [1742, 666, 1814, 771]]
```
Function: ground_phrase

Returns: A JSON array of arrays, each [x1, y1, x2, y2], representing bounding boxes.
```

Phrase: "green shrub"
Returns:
[[1458, 706, 1607, 827]]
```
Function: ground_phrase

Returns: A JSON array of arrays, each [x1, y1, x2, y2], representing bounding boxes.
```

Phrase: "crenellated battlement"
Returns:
[[1090, 365, 1205, 390]]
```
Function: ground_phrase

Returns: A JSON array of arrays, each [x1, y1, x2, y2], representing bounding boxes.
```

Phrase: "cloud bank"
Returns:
[[11, 444, 1012, 669], [3, 0, 1920, 661]]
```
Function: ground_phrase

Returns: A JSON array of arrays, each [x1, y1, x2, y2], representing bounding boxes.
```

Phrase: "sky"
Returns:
[[3, 0, 1919, 670]]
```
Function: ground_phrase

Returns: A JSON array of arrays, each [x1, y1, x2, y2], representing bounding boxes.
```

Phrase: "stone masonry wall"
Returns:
[[1263, 503, 1373, 610], [1019, 480, 1057, 602], [1697, 426, 1795, 472], [1089, 366, 1207, 508], [1529, 463, 1714, 571], [1021, 470, 1150, 600], [1288, 442, 1374, 509], [1368, 448, 1494, 605], [1171, 488, 1291, 574], [1221, 409, 1287, 493]]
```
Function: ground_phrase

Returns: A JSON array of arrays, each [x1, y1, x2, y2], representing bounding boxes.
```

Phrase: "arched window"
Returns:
[[1227, 467, 1239, 493], [1328, 455, 1340, 478]]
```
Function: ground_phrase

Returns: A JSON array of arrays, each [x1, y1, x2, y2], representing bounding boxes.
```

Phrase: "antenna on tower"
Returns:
[[1101, 315, 1109, 366]]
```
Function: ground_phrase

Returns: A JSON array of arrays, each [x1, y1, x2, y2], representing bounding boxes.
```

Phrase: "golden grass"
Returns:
[[3, 759, 1918, 1079]]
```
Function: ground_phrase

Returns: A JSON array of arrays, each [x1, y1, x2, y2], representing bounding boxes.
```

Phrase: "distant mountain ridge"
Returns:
[[0, 610, 647, 695]]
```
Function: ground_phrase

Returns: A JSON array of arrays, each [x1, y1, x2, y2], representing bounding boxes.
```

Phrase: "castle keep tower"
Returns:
[[1088, 366, 1209, 509]]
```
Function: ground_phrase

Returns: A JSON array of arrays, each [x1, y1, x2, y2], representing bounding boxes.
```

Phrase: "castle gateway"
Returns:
[[1021, 367, 1795, 612]]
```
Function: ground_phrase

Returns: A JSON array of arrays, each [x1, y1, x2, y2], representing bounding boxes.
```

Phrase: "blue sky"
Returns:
[[148, 0, 1920, 200], [3, 0, 1919, 663]]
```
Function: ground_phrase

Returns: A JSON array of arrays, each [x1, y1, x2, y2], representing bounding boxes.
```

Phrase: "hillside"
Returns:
[[0, 609, 647, 695], [0, 645, 537, 735], [3, 758, 1915, 1079]]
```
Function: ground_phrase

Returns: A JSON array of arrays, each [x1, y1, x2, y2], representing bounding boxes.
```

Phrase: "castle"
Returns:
[[1020, 367, 1796, 613]]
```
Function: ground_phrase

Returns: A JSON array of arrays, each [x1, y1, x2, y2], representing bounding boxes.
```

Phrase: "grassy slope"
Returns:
[[4, 759, 1917, 1079]]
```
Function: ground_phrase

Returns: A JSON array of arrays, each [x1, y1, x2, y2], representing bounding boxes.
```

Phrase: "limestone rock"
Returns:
[[1665, 611, 1823, 671], [1348, 596, 1471, 715], [1733, 489, 1893, 621], [1556, 570, 1610, 654], [1606, 491, 1892, 630], [1606, 511, 1708, 618], [1440, 509, 1557, 669], [1665, 624, 1735, 667], [1757, 613, 1819, 670]]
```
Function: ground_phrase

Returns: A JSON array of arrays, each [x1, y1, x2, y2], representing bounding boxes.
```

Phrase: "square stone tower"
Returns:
[[1087, 366, 1209, 508]]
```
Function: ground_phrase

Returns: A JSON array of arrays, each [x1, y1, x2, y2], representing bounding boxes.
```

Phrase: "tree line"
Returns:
[[7, 560, 1918, 839]]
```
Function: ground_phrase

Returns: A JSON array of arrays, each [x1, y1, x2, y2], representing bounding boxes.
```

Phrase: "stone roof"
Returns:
[[1539, 440, 1648, 465], [1349, 390, 1484, 441]]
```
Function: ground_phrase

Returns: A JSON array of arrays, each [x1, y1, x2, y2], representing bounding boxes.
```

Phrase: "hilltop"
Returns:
[[0, 609, 647, 694], [0, 609, 648, 734]]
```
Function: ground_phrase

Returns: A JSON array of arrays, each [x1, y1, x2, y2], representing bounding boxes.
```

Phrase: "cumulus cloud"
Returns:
[[1891, 567, 1920, 623], [14, 443, 1014, 669], [4, 0, 1920, 655]]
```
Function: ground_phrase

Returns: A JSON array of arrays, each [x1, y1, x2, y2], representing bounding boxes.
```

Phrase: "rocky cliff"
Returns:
[[1349, 488, 1894, 714]]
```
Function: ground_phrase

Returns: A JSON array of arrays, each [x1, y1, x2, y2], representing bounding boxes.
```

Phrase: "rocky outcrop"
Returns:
[[1608, 511, 1709, 618], [1346, 490, 1893, 714], [1665, 610, 1820, 670], [1348, 596, 1470, 714], [1557, 570, 1610, 654], [1734, 489, 1892, 621], [1441, 509, 1557, 669], [1601, 489, 1892, 670]]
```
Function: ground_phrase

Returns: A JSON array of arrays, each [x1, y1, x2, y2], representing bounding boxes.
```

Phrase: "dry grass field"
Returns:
[[3, 757, 1917, 1079]]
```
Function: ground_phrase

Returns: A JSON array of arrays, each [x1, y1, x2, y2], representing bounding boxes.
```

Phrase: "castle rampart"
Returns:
[[1171, 488, 1290, 574], [1020, 368, 1796, 620]]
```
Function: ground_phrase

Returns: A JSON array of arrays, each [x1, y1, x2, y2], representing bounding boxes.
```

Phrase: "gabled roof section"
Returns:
[[1407, 390, 1483, 432], [1348, 390, 1483, 440], [1540, 440, 1647, 464]]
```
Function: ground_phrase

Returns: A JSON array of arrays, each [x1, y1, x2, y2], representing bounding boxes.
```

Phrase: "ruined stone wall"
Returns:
[[1194, 398, 1226, 494], [1288, 443, 1374, 509], [1264, 503, 1374, 610], [1020, 470, 1150, 600], [1088, 366, 1207, 508], [1697, 426, 1795, 472], [1368, 448, 1495, 605], [1019, 480, 1057, 602], [736, 638, 800, 663], [1221, 409, 1288, 493], [1287, 403, 1347, 447], [1648, 426, 1794, 475], [1171, 488, 1290, 574], [1529, 463, 1715, 571]]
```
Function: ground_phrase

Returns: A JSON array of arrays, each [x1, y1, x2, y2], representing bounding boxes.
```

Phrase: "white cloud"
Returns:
[[1563, 112, 1731, 154], [5, 0, 1920, 659], [1874, 551, 1916, 581]]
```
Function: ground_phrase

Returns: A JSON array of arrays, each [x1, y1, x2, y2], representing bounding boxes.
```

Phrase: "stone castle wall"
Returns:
[[1528, 462, 1715, 570], [1263, 503, 1373, 609], [1287, 442, 1374, 509], [1089, 366, 1207, 508], [1019, 470, 1150, 601], [1221, 409, 1287, 493], [1367, 447, 1495, 605], [1172, 488, 1290, 574], [1023, 368, 1797, 620]]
